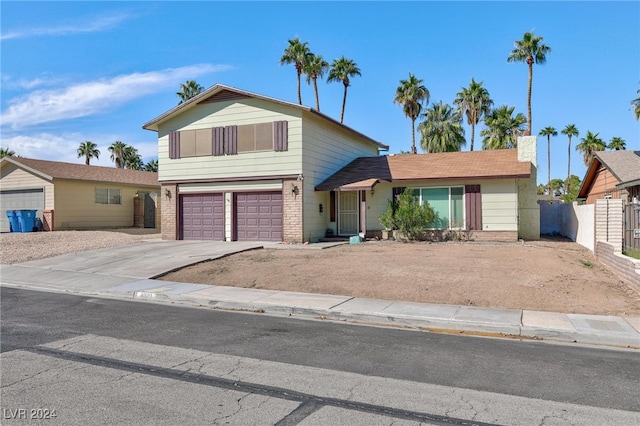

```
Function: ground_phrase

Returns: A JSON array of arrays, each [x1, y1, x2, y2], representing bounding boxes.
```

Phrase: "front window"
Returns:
[[95, 188, 122, 205], [414, 187, 464, 229]]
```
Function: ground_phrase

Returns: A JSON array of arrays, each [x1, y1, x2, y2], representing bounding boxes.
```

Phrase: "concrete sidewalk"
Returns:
[[1, 241, 639, 349]]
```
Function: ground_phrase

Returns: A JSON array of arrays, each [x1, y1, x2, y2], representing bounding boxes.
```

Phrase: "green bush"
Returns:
[[379, 188, 435, 240]]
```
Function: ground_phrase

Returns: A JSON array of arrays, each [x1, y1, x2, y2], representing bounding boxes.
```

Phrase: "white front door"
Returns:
[[338, 191, 359, 235]]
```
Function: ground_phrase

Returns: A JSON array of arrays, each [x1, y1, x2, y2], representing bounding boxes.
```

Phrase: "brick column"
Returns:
[[161, 184, 178, 240], [595, 199, 623, 252], [42, 210, 54, 232], [155, 193, 161, 230], [283, 178, 303, 243], [133, 195, 144, 228]]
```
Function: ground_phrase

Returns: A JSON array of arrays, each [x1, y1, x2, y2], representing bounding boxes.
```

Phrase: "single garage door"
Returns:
[[180, 193, 224, 240], [0, 188, 44, 233], [235, 192, 282, 242]]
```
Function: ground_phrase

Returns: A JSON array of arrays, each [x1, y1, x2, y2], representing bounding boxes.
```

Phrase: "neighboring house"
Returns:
[[316, 136, 539, 241], [578, 150, 640, 204], [142, 84, 388, 243], [143, 83, 539, 242], [0, 156, 160, 232]]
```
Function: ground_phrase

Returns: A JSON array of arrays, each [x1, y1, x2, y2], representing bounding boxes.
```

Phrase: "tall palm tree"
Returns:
[[632, 89, 640, 120], [143, 159, 158, 172], [418, 101, 466, 153], [303, 54, 329, 111], [176, 80, 204, 105], [481, 105, 527, 150], [561, 124, 579, 194], [575, 131, 606, 166], [539, 126, 558, 197], [76, 141, 100, 165], [454, 78, 493, 151], [280, 38, 312, 105], [327, 56, 361, 124], [108, 141, 127, 169], [394, 73, 430, 154], [507, 31, 551, 135], [608, 137, 626, 151], [123, 145, 143, 170], [0, 147, 15, 158]]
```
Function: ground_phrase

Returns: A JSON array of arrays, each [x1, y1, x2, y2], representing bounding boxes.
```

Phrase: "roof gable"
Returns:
[[578, 150, 640, 197], [1, 157, 159, 187], [315, 149, 531, 191], [142, 83, 388, 150]]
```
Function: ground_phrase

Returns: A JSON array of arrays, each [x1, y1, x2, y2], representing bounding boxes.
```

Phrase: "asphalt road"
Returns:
[[1, 287, 639, 425]]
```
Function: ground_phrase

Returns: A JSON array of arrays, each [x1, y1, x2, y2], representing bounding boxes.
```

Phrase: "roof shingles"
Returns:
[[3, 157, 159, 187], [315, 149, 531, 191]]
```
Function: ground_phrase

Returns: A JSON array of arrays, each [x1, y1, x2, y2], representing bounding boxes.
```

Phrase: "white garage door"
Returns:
[[0, 188, 45, 232]]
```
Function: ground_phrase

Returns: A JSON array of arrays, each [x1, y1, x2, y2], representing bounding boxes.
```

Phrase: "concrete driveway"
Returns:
[[16, 240, 273, 280]]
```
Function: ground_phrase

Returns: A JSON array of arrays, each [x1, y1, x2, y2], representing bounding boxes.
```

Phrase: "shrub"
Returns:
[[390, 188, 435, 240], [379, 199, 398, 230]]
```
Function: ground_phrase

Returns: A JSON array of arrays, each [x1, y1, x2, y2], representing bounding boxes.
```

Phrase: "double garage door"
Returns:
[[180, 192, 282, 242], [0, 189, 44, 233]]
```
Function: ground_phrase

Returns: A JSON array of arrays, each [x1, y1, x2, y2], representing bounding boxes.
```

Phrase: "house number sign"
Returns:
[[635, 229, 640, 239]]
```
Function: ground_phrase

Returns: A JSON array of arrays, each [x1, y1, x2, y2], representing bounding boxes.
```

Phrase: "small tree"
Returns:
[[380, 188, 436, 240]]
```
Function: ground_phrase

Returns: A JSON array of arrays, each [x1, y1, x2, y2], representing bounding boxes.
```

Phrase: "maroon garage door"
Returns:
[[235, 192, 282, 242], [180, 194, 224, 240]]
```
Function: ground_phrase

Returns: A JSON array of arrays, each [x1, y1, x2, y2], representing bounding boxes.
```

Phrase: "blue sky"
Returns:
[[1, 1, 638, 185]]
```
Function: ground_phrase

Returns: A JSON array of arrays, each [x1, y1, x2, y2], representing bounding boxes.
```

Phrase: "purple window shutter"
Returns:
[[464, 185, 482, 230], [392, 187, 406, 200], [213, 127, 224, 156], [274, 121, 288, 152], [224, 126, 237, 155], [168, 131, 180, 159]]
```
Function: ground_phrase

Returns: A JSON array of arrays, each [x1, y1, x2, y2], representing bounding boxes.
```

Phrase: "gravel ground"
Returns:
[[0, 228, 161, 264]]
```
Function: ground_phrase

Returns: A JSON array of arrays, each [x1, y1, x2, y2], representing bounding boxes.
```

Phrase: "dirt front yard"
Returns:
[[160, 239, 640, 317]]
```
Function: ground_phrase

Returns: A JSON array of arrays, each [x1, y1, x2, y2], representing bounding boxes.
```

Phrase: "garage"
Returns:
[[235, 192, 282, 242], [0, 188, 44, 233], [180, 193, 224, 240]]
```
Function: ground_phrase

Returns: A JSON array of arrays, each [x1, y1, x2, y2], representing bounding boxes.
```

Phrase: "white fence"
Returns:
[[539, 201, 594, 251]]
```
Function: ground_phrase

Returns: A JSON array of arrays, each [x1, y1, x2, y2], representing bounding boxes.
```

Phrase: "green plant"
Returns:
[[393, 189, 435, 240], [623, 249, 640, 260], [579, 259, 593, 268], [379, 199, 398, 230]]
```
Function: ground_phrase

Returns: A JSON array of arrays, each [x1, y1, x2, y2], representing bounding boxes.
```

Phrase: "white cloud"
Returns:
[[2, 132, 159, 167], [0, 12, 133, 41], [0, 64, 231, 129]]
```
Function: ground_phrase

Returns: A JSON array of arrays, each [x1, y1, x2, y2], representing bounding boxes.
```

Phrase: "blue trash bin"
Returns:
[[16, 210, 37, 233], [5, 210, 20, 232]]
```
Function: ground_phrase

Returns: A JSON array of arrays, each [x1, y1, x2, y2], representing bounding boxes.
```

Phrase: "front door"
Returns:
[[338, 191, 359, 235]]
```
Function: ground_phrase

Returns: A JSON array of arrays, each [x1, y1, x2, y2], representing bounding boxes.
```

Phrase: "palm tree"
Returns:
[[176, 80, 204, 105], [418, 101, 466, 153], [143, 159, 158, 172], [507, 31, 551, 135], [123, 145, 143, 170], [76, 141, 100, 165], [454, 78, 493, 151], [108, 141, 127, 169], [539, 126, 558, 197], [561, 124, 579, 195], [394, 73, 430, 154], [280, 38, 312, 105], [0, 147, 15, 158], [608, 137, 626, 151], [481, 105, 527, 149], [327, 56, 361, 124], [575, 131, 606, 166], [632, 89, 640, 120], [303, 54, 329, 111]]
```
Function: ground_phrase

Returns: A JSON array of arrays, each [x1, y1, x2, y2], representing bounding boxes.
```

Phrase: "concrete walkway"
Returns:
[[1, 240, 639, 349]]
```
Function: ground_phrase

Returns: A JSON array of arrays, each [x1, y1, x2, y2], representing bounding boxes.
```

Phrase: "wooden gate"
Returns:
[[623, 203, 640, 251]]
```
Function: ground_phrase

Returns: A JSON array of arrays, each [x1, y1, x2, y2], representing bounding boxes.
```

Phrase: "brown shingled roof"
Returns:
[[2, 157, 159, 187], [315, 149, 531, 191], [594, 150, 640, 186]]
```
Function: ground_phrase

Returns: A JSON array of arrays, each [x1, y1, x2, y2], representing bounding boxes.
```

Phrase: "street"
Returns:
[[1, 287, 639, 425]]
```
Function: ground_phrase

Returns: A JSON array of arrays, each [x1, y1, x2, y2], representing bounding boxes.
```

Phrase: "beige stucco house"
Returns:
[[143, 84, 539, 242], [0, 156, 160, 232]]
